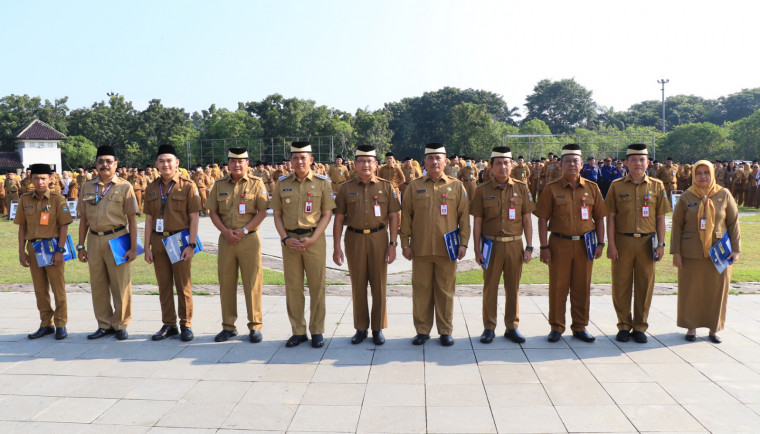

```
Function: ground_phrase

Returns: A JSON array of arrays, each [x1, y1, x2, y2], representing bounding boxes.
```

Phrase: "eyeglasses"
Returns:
[[97, 159, 116, 165]]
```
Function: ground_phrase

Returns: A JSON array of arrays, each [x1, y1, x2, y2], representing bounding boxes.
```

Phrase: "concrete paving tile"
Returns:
[[692, 362, 760, 382], [148, 359, 215, 380], [205, 362, 265, 381], [555, 404, 635, 432], [586, 362, 652, 383], [545, 382, 613, 406], [79, 423, 151, 433], [424, 364, 482, 384], [660, 382, 741, 404], [620, 404, 706, 432], [17, 374, 95, 397], [426, 406, 496, 433], [639, 363, 709, 382], [602, 382, 676, 405], [222, 403, 296, 431], [0, 394, 60, 421], [533, 363, 597, 383], [0, 373, 46, 394], [69, 376, 143, 399], [48, 358, 113, 376], [301, 382, 366, 405], [241, 381, 308, 405], [356, 405, 426, 433], [93, 399, 174, 426], [719, 381, 760, 404], [258, 363, 317, 382], [426, 383, 489, 407], [96, 360, 172, 378], [574, 347, 632, 364], [491, 405, 566, 433], [268, 345, 326, 365], [473, 348, 529, 364], [485, 383, 552, 407], [311, 364, 370, 383], [0, 355, 28, 373], [218, 345, 278, 364], [623, 347, 683, 364], [478, 363, 540, 384], [2, 356, 60, 375], [362, 383, 425, 407], [370, 349, 423, 364], [125, 378, 197, 400], [423, 348, 476, 366], [321, 347, 374, 365], [367, 363, 424, 384], [288, 404, 361, 432], [524, 348, 578, 363], [156, 401, 237, 429], [34, 342, 93, 359], [172, 344, 232, 362], [31, 397, 117, 423], [181, 380, 251, 402], [0, 339, 51, 357], [0, 421, 86, 433], [669, 344, 737, 363], [683, 403, 760, 432]]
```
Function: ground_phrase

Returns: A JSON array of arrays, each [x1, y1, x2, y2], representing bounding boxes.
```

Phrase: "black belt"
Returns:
[[287, 228, 315, 235], [28, 238, 43, 243], [347, 225, 386, 234], [622, 232, 654, 238], [664, 182, 675, 185], [551, 232, 584, 241], [155, 229, 186, 237], [90, 226, 126, 236]]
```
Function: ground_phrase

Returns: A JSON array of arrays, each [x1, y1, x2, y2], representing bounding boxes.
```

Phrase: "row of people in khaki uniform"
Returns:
[[14, 141, 741, 347]]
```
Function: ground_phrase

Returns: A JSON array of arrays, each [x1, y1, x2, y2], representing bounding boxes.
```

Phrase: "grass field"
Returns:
[[0, 219, 285, 285]]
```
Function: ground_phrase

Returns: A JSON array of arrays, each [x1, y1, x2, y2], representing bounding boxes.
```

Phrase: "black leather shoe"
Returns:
[[631, 331, 648, 343], [573, 330, 596, 342], [311, 334, 325, 348], [180, 326, 194, 342], [151, 325, 179, 341], [115, 329, 128, 340], [480, 329, 495, 344], [215, 329, 238, 342], [547, 330, 562, 342], [505, 328, 526, 344], [708, 334, 723, 344], [351, 330, 368, 344], [28, 326, 55, 340], [615, 330, 630, 342], [286, 334, 308, 347], [372, 330, 385, 345], [87, 328, 115, 340], [412, 334, 430, 345], [55, 327, 67, 340], [685, 334, 696, 342], [249, 330, 263, 343], [440, 334, 455, 346]]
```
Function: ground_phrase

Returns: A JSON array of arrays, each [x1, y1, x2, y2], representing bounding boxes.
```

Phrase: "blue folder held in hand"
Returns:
[[584, 230, 597, 261], [33, 235, 76, 267], [480, 236, 493, 270], [444, 228, 460, 262], [162, 229, 204, 264], [709, 232, 733, 274], [108, 232, 145, 266]]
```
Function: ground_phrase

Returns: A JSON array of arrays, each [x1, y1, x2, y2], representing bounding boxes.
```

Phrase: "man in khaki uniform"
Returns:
[[49, 172, 64, 195], [401, 143, 470, 346], [606, 144, 669, 344], [714, 161, 727, 187], [20, 172, 33, 195], [253, 160, 274, 196], [328, 155, 350, 195], [77, 146, 139, 341], [377, 152, 406, 192], [15, 164, 73, 340], [656, 157, 678, 205], [143, 145, 202, 342], [457, 156, 479, 199], [471, 147, 534, 344], [400, 157, 421, 198], [534, 144, 607, 343], [192, 166, 213, 215], [0, 174, 5, 217], [511, 155, 531, 184], [272, 142, 335, 348], [333, 145, 401, 345], [128, 168, 146, 215], [207, 148, 270, 343]]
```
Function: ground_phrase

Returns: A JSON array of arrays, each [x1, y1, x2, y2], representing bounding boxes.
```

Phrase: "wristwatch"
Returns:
[[281, 236, 290, 246], [76, 244, 85, 251], [657, 242, 666, 247], [188, 243, 197, 249], [242, 227, 249, 235], [56, 247, 66, 254], [525, 246, 534, 252], [389, 241, 397, 246], [597, 242, 606, 247]]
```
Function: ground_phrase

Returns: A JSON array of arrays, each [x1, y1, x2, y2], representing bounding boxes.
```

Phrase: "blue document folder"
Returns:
[[480, 236, 493, 270], [162, 229, 204, 264], [584, 230, 597, 261], [444, 228, 460, 262], [108, 232, 145, 266], [651, 235, 660, 262], [33, 235, 76, 267], [709, 232, 733, 274]]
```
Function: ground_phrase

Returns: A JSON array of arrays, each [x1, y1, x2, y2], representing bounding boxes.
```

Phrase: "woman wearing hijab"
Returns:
[[671, 160, 741, 343]]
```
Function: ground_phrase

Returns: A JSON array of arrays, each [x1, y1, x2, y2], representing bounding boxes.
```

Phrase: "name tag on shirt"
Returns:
[[642, 206, 650, 218], [374, 204, 381, 217], [440, 204, 448, 216], [305, 200, 313, 213], [508, 207, 516, 220], [700, 218, 706, 231], [581, 206, 590, 220], [238, 202, 246, 214], [40, 212, 50, 226], [156, 218, 164, 232]]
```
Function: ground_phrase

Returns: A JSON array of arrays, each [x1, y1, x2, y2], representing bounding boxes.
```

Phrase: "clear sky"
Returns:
[[1, 0, 758, 117]]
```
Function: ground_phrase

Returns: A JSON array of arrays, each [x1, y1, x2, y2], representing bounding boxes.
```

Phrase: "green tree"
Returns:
[[59, 135, 97, 170], [67, 94, 138, 155], [0, 94, 69, 149], [728, 109, 760, 159], [523, 78, 597, 133], [354, 109, 393, 155], [447, 102, 501, 158], [716, 88, 760, 123], [659, 122, 733, 162]]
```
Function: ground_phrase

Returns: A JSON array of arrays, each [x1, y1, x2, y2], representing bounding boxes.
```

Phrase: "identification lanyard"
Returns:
[[700, 214, 707, 231], [580, 196, 590, 220], [373, 195, 381, 217], [642, 193, 650, 218], [508, 196, 516, 220], [40, 203, 50, 226], [304, 190, 313, 213], [440, 192, 448, 216], [238, 190, 248, 215], [159, 181, 175, 216], [95, 182, 114, 204]]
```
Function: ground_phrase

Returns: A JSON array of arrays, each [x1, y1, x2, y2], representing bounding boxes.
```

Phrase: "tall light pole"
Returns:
[[657, 79, 669, 133]]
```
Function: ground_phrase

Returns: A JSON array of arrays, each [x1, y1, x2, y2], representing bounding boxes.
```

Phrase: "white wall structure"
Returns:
[[11, 120, 67, 174]]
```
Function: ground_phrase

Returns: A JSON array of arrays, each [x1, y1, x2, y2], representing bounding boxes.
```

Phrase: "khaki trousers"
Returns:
[[218, 232, 263, 331], [0, 195, 5, 216], [87, 229, 132, 330], [482, 239, 523, 330], [345, 229, 388, 331], [135, 190, 143, 213], [151, 235, 194, 327], [27, 241, 67, 327], [611, 234, 655, 332], [282, 233, 326, 335], [548, 236, 592, 333], [411, 255, 456, 335]]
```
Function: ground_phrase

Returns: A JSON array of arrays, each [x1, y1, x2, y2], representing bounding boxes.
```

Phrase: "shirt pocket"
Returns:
[[171, 194, 186, 212], [244, 192, 259, 213], [23, 205, 36, 216], [483, 199, 500, 218], [279, 190, 296, 211], [216, 192, 232, 213]]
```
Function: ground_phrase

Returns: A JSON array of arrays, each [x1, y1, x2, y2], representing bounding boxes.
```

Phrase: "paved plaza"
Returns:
[[0, 291, 759, 433]]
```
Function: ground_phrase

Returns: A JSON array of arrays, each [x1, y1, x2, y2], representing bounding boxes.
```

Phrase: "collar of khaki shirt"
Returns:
[[355, 174, 380, 185], [31, 189, 52, 201], [621, 173, 653, 185]]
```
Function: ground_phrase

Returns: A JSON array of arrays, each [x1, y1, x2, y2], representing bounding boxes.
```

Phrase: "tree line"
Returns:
[[1, 79, 759, 169]]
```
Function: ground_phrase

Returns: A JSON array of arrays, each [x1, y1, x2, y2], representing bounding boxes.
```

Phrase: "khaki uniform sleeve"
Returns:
[[254, 179, 269, 211], [321, 180, 336, 211], [521, 184, 536, 214], [591, 184, 608, 221], [13, 197, 26, 226], [388, 184, 401, 213], [469, 184, 485, 217], [187, 180, 203, 214], [400, 184, 414, 248], [123, 184, 138, 215], [606, 182, 619, 215], [270, 182, 283, 212], [334, 184, 347, 216], [654, 182, 669, 216], [533, 184, 553, 220], [207, 182, 220, 213], [670, 193, 686, 255], [57, 196, 74, 226], [725, 191, 741, 253], [457, 182, 471, 247]]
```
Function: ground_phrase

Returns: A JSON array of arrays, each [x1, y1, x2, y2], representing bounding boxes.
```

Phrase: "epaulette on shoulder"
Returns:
[[315, 174, 329, 181], [514, 179, 529, 186], [278, 174, 290, 181]]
